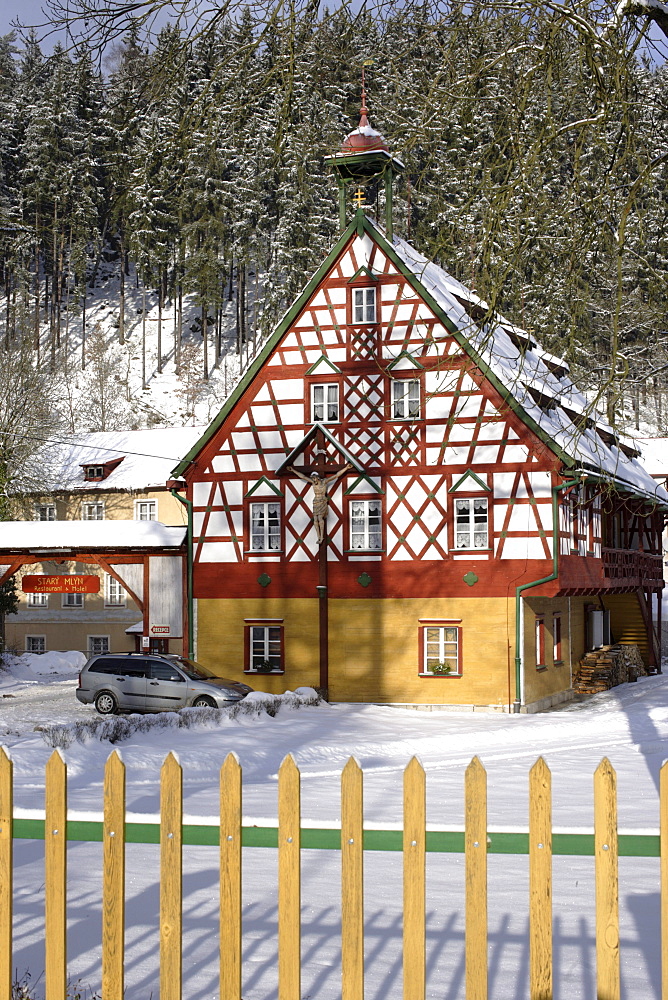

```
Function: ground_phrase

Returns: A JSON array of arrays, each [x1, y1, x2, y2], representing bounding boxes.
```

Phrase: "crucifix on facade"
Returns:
[[287, 429, 352, 545]]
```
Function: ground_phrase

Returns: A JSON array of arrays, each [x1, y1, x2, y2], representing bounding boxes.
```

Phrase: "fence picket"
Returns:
[[45, 750, 67, 1000], [529, 757, 552, 1000], [278, 755, 301, 1000], [341, 757, 364, 1000], [220, 753, 242, 1000], [0, 747, 12, 1000], [103, 750, 125, 1000], [160, 752, 183, 1000], [594, 757, 619, 1000], [403, 756, 426, 1000], [465, 756, 487, 1000], [662, 760, 668, 1000]]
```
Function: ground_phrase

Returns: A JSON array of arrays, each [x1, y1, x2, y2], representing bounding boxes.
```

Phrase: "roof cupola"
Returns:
[[325, 72, 404, 240]]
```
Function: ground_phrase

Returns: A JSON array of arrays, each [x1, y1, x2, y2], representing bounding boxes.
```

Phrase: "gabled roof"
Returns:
[[172, 211, 668, 509], [25, 427, 207, 494]]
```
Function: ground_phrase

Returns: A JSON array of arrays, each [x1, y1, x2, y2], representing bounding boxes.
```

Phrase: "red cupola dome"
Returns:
[[342, 91, 389, 153]]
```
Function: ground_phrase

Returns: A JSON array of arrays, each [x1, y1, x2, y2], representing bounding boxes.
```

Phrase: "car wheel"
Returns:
[[94, 691, 118, 716], [192, 695, 216, 708]]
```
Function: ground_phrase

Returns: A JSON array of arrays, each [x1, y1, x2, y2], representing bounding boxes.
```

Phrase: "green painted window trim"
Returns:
[[449, 469, 491, 493], [305, 354, 342, 376], [244, 476, 284, 498]]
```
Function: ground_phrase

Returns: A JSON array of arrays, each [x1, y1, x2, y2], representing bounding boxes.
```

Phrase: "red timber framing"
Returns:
[[172, 209, 667, 703]]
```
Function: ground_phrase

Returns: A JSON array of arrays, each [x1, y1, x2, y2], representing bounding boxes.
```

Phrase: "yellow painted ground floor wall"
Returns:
[[197, 597, 529, 708], [522, 595, 594, 707]]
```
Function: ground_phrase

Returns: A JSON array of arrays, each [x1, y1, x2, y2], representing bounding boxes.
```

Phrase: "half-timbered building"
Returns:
[[171, 100, 667, 712]]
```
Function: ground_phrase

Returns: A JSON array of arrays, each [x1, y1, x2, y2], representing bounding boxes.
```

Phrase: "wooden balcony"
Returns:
[[601, 548, 664, 589]]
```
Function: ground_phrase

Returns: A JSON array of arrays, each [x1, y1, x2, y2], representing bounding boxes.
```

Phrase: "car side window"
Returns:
[[123, 662, 149, 678], [149, 661, 184, 682], [88, 658, 119, 674]]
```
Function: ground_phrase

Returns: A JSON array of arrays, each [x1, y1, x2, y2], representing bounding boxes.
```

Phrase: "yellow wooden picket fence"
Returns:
[[0, 746, 666, 1000]]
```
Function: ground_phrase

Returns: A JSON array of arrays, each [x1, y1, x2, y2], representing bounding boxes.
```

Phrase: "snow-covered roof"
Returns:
[[386, 224, 668, 507], [0, 521, 186, 552], [635, 438, 668, 478], [26, 427, 207, 493]]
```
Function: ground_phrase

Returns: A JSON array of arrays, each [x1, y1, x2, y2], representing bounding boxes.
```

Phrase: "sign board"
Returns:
[[149, 624, 171, 636], [22, 574, 100, 594], [141, 636, 150, 648]]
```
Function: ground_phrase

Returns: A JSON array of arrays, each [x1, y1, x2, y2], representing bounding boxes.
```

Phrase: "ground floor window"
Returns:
[[553, 613, 563, 663], [419, 624, 462, 676], [26, 635, 46, 653], [535, 616, 546, 668], [27, 592, 48, 607], [245, 622, 284, 673], [88, 635, 110, 656]]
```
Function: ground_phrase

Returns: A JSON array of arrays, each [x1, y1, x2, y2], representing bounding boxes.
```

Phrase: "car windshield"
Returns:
[[174, 657, 217, 681]]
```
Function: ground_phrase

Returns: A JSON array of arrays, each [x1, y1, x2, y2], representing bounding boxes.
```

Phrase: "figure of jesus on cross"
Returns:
[[288, 462, 353, 544]]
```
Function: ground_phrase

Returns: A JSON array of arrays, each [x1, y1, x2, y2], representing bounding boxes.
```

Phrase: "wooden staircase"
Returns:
[[602, 591, 660, 670]]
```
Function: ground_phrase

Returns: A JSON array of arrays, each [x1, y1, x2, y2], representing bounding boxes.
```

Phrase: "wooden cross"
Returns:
[[299, 427, 348, 476], [352, 187, 367, 209]]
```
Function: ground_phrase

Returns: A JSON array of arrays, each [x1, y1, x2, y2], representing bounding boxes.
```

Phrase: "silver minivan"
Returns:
[[76, 653, 253, 715]]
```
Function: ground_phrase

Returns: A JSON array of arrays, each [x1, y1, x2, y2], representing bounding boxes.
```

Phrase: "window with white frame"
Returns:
[[454, 497, 488, 549], [350, 499, 382, 550], [88, 635, 110, 655], [27, 592, 48, 607], [247, 624, 283, 672], [26, 635, 46, 653], [104, 573, 126, 606], [62, 592, 84, 608], [353, 287, 376, 324], [311, 383, 339, 423], [135, 500, 157, 521], [84, 465, 106, 480], [250, 502, 281, 551], [35, 504, 55, 521], [82, 502, 105, 521], [421, 625, 461, 676], [391, 379, 420, 419]]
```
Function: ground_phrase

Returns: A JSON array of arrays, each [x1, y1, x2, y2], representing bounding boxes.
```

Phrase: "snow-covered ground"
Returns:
[[2, 651, 667, 998]]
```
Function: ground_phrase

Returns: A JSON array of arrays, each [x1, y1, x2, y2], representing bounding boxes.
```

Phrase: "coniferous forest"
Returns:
[[2, 0, 668, 493]]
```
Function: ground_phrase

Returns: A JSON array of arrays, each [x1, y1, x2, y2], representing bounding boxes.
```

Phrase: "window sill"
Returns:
[[453, 549, 490, 554], [536, 664, 547, 672], [245, 669, 284, 675], [553, 660, 564, 666], [346, 549, 385, 554], [246, 550, 283, 555], [419, 672, 462, 678]]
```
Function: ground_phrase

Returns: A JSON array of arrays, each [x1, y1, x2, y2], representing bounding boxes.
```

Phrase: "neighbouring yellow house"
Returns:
[[4, 427, 204, 657]]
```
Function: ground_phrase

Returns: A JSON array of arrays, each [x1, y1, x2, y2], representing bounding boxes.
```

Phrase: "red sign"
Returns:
[[22, 575, 100, 594], [149, 624, 171, 636]]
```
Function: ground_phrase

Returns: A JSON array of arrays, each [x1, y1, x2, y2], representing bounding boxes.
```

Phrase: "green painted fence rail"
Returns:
[[11, 817, 660, 856]]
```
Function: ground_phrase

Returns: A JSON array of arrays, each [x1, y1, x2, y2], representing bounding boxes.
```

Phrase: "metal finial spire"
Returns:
[[359, 63, 370, 129]]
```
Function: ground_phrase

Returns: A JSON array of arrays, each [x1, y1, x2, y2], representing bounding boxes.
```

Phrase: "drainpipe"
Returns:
[[513, 472, 585, 713], [170, 488, 194, 659]]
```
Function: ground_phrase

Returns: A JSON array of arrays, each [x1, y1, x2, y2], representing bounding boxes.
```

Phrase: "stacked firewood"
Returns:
[[573, 644, 647, 694]]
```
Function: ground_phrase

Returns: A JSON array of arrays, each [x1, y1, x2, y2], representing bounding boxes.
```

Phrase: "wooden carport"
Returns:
[[0, 521, 187, 655]]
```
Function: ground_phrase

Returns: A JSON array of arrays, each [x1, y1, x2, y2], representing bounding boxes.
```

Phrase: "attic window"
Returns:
[[527, 387, 557, 412], [84, 465, 106, 481], [596, 427, 618, 449], [541, 356, 569, 380], [617, 440, 641, 459], [80, 456, 124, 482], [561, 406, 595, 432]]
